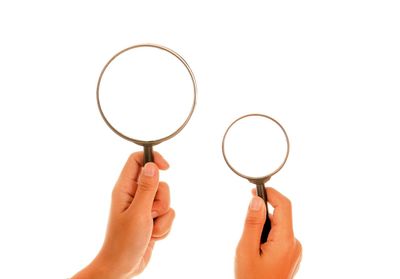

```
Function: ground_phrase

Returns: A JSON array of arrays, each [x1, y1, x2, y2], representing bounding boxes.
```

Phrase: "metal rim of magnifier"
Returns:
[[222, 113, 290, 183], [96, 43, 197, 146]]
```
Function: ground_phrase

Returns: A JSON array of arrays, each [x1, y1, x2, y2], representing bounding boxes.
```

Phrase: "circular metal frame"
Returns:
[[96, 43, 197, 146], [222, 113, 290, 183]]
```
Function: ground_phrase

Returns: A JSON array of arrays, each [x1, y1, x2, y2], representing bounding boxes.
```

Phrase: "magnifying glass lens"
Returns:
[[98, 46, 194, 141], [223, 115, 288, 178]]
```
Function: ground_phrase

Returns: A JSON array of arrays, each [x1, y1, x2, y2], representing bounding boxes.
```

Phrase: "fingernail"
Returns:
[[249, 197, 262, 211], [143, 163, 156, 177], [151, 211, 158, 218]]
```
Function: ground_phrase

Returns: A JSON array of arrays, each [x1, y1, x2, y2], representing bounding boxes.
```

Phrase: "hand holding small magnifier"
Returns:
[[222, 114, 290, 243]]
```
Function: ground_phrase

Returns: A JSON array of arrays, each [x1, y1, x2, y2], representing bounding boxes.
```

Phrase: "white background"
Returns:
[[0, 1, 399, 278]]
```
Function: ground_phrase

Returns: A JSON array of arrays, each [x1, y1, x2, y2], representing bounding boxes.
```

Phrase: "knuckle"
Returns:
[[169, 208, 176, 218], [159, 200, 170, 213], [295, 238, 303, 256], [282, 196, 292, 210], [153, 200, 169, 214], [152, 227, 160, 237], [138, 179, 155, 192], [245, 214, 264, 226], [159, 181, 169, 191], [153, 222, 163, 235], [153, 214, 174, 238], [128, 152, 139, 162], [158, 182, 170, 196], [128, 152, 135, 161], [282, 238, 302, 255]]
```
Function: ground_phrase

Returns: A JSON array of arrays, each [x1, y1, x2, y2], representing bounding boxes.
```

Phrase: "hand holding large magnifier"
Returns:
[[222, 114, 290, 243], [97, 44, 197, 165]]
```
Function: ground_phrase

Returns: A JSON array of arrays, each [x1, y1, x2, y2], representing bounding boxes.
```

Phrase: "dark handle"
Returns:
[[143, 145, 154, 165], [256, 183, 271, 243], [143, 145, 157, 222]]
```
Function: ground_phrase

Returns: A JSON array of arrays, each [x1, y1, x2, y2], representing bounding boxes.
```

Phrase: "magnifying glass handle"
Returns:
[[143, 145, 154, 165], [256, 183, 271, 244]]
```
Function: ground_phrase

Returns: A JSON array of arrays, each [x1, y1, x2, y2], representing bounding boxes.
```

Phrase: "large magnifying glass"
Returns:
[[222, 114, 290, 243], [97, 44, 197, 165]]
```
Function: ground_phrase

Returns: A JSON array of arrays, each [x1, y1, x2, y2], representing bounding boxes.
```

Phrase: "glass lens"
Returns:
[[98, 46, 195, 142], [223, 115, 288, 178]]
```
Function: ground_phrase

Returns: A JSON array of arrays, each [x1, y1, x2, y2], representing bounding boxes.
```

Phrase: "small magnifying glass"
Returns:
[[97, 44, 197, 165], [222, 114, 290, 243]]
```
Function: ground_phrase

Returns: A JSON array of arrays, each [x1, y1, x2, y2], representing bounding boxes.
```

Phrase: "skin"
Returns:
[[235, 187, 302, 279], [72, 152, 302, 278], [72, 152, 175, 279]]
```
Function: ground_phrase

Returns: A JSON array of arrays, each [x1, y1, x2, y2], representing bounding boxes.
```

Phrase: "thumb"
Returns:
[[238, 196, 266, 254], [130, 163, 159, 214]]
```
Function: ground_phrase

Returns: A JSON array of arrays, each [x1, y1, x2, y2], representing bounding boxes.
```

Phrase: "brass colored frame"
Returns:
[[222, 113, 290, 244], [96, 44, 197, 163], [222, 113, 290, 184]]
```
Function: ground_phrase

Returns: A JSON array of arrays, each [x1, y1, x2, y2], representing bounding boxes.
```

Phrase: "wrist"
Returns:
[[72, 253, 128, 279]]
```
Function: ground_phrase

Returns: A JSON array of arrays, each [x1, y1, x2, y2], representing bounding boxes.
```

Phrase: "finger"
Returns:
[[113, 152, 142, 196], [129, 163, 160, 214], [151, 182, 170, 218], [237, 196, 266, 255], [152, 151, 170, 170], [111, 153, 143, 213], [114, 152, 169, 194], [252, 188, 274, 216], [266, 187, 294, 241], [152, 209, 175, 240]]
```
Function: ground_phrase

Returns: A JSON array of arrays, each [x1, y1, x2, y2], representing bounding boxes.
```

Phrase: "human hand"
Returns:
[[235, 187, 302, 279], [73, 152, 175, 279]]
